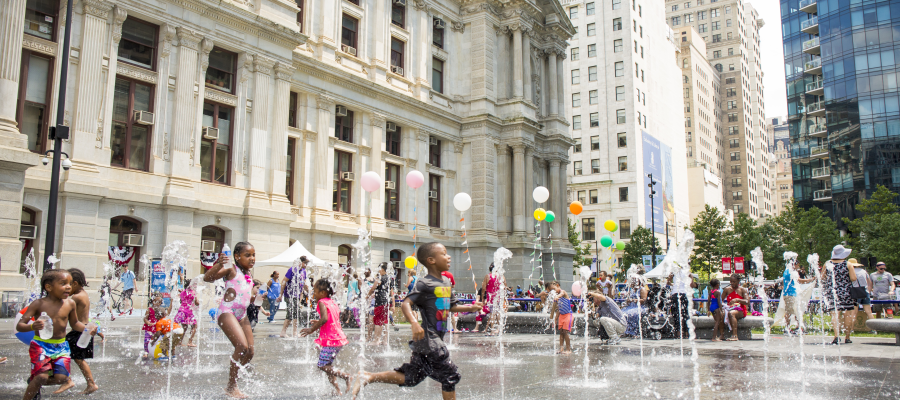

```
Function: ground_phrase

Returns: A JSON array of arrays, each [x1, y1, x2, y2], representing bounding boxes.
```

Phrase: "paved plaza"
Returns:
[[1, 313, 898, 399]]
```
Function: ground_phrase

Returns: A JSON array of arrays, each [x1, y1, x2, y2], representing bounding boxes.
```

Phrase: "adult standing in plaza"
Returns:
[[266, 271, 281, 323], [871, 262, 896, 317], [279, 256, 308, 337], [367, 262, 392, 344], [588, 290, 626, 344], [848, 259, 875, 322], [119, 264, 136, 308], [821, 245, 858, 345]]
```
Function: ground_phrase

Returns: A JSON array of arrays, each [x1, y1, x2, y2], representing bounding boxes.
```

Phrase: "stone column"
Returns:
[[556, 161, 568, 234], [495, 144, 510, 233], [548, 159, 561, 235], [548, 50, 558, 116], [153, 25, 176, 167], [512, 27, 524, 99], [369, 113, 386, 220], [0, 0, 27, 147], [556, 54, 565, 119], [522, 30, 532, 103], [169, 28, 202, 179], [248, 55, 274, 197], [71, 0, 114, 161], [512, 143, 526, 234], [269, 62, 294, 205], [314, 95, 335, 211], [525, 146, 535, 235]]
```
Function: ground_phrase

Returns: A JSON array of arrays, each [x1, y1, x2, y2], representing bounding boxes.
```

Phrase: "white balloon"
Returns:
[[533, 186, 550, 203], [453, 193, 472, 212]]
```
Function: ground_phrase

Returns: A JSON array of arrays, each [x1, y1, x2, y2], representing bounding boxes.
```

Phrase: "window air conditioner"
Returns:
[[429, 137, 438, 146], [386, 122, 397, 132], [341, 171, 355, 181], [341, 44, 357, 56], [335, 105, 348, 117], [201, 240, 217, 252], [19, 224, 37, 239], [392, 261, 401, 270], [133, 110, 155, 125], [385, 181, 396, 190], [390, 65, 404, 75], [428, 190, 438, 199], [339, 255, 349, 264], [434, 18, 446, 29], [202, 126, 219, 140], [124, 234, 144, 247]]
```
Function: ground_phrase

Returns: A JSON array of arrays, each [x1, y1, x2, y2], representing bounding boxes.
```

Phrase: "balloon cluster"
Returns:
[[567, 201, 626, 250]]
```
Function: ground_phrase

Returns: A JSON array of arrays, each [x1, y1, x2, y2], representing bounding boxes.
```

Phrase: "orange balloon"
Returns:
[[569, 201, 584, 215]]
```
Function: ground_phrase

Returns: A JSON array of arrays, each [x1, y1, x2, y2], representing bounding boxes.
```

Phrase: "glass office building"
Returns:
[[782, 0, 900, 228]]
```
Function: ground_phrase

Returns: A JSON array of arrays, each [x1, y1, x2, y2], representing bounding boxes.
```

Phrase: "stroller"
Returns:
[[643, 309, 671, 340]]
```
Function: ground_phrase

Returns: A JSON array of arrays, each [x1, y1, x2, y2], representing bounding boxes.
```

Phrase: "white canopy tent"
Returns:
[[255, 241, 327, 267]]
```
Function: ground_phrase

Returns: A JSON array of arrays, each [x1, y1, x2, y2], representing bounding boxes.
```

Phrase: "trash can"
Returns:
[[2, 291, 26, 317]]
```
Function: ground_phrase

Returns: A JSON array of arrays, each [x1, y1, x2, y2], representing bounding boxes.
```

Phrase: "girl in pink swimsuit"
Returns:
[[203, 242, 256, 399], [301, 278, 350, 395]]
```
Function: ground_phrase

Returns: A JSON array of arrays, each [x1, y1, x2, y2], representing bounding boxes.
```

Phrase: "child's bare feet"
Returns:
[[352, 372, 370, 399], [52, 378, 75, 394], [711, 338, 722, 342], [82, 382, 100, 395], [225, 387, 247, 399], [344, 375, 351, 393]]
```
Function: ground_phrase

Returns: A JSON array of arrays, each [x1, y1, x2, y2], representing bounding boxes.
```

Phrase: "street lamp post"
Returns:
[[647, 173, 658, 269], [41, 0, 75, 271], [729, 242, 735, 278]]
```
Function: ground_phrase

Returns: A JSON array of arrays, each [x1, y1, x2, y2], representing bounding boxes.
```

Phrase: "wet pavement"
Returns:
[[1, 314, 898, 399]]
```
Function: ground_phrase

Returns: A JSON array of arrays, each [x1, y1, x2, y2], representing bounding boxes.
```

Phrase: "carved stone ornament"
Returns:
[[304, 131, 318, 141], [405, 158, 418, 167], [253, 55, 275, 76], [316, 94, 335, 111], [274, 62, 294, 81], [117, 63, 158, 84], [454, 142, 464, 154], [451, 21, 465, 33], [413, 0, 428, 11], [328, 136, 337, 146], [95, 119, 103, 148], [446, 170, 456, 179], [111, 6, 127, 44], [22, 36, 56, 56], [82, 0, 113, 19], [205, 89, 238, 106], [360, 146, 372, 156], [416, 130, 430, 142], [200, 38, 214, 71], [370, 113, 387, 128], [176, 28, 202, 51], [163, 132, 170, 161], [495, 144, 509, 156]]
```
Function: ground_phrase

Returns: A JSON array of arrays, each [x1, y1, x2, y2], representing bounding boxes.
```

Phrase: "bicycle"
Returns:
[[109, 288, 134, 315]]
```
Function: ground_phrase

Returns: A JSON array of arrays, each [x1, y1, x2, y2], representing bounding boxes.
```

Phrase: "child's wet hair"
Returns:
[[709, 278, 720, 288], [68, 268, 88, 287], [314, 278, 333, 297], [378, 262, 388, 272], [41, 269, 70, 297], [416, 242, 443, 266], [545, 281, 560, 289], [233, 242, 253, 256], [252, 279, 262, 287]]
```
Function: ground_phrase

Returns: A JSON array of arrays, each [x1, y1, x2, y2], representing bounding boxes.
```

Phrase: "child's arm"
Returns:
[[400, 298, 425, 341], [300, 300, 327, 337], [203, 253, 234, 283], [17, 300, 40, 333], [67, 300, 89, 333], [449, 299, 483, 313]]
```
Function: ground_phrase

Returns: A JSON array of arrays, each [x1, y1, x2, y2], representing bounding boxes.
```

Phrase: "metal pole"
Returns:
[[42, 0, 74, 271], [648, 174, 657, 269], [666, 221, 670, 252]]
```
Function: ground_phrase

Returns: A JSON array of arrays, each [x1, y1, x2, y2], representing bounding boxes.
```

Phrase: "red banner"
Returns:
[[735, 256, 745, 274], [721, 257, 732, 274]]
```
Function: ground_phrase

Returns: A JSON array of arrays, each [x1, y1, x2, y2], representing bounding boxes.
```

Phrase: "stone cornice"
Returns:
[[117, 62, 158, 84], [254, 55, 276, 76], [274, 62, 294, 81], [176, 27, 203, 51], [82, 0, 114, 19], [156, 0, 307, 49], [205, 88, 238, 106], [316, 94, 335, 111], [21, 35, 57, 57]]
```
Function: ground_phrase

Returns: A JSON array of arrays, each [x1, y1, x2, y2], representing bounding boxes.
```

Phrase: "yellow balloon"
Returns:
[[404, 256, 418, 269], [534, 208, 547, 221], [604, 219, 617, 232]]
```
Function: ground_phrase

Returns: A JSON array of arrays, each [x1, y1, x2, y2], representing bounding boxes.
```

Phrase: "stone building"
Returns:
[[768, 115, 792, 215], [0, 0, 575, 295]]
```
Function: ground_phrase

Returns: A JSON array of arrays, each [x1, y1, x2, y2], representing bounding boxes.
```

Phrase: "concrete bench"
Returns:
[[865, 319, 900, 345], [691, 316, 774, 340], [457, 312, 588, 335]]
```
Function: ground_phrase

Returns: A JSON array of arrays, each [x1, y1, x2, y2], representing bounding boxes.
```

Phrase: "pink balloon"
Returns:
[[571, 281, 583, 297], [360, 171, 382, 193], [406, 170, 425, 189]]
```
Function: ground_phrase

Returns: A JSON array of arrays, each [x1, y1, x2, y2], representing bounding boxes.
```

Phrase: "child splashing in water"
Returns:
[[204, 242, 256, 398], [301, 278, 350, 395]]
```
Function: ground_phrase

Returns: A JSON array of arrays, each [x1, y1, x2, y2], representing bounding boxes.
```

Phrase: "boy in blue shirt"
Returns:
[[782, 259, 814, 333]]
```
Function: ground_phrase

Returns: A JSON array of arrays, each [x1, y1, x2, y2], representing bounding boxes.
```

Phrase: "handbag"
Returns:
[[849, 280, 868, 299]]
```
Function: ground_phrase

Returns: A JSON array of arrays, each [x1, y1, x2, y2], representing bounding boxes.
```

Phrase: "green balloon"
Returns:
[[615, 241, 626, 250], [544, 211, 556, 223], [600, 235, 613, 248]]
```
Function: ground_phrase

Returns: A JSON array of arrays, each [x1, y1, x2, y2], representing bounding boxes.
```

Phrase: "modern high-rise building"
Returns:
[[768, 116, 793, 215], [563, 0, 690, 267], [782, 0, 900, 226], [667, 0, 772, 219]]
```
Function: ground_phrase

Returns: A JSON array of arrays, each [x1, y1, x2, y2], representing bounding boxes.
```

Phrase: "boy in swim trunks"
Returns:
[[353, 242, 484, 400], [66, 268, 104, 394], [17, 270, 97, 400], [548, 281, 574, 354]]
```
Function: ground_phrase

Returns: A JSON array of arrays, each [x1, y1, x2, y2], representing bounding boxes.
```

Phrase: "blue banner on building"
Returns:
[[149, 260, 171, 308], [642, 131, 673, 233]]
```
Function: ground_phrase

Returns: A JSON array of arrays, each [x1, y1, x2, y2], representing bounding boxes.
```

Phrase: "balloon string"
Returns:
[[413, 187, 418, 274], [548, 227, 556, 281], [461, 212, 477, 294]]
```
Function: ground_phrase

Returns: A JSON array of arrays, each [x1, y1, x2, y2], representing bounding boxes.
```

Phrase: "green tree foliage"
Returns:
[[771, 199, 841, 266], [567, 218, 593, 269], [622, 226, 659, 276], [688, 205, 729, 276], [843, 185, 900, 274], [864, 213, 900, 274]]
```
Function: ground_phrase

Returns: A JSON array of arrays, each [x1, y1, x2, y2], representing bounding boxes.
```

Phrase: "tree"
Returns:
[[688, 204, 729, 277], [622, 226, 659, 276], [843, 185, 899, 262], [567, 218, 593, 269], [864, 213, 900, 274], [771, 199, 841, 266]]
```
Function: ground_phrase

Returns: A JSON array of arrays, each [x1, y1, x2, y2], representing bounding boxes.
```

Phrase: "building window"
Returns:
[[699, 23, 707, 33], [569, 6, 578, 19], [288, 92, 298, 128], [390, 37, 405, 75], [728, 126, 738, 135], [392, 2, 405, 28], [16, 50, 53, 153], [205, 47, 236, 93], [335, 108, 354, 143], [589, 90, 598, 104], [591, 159, 600, 173], [578, 190, 586, 204], [589, 189, 599, 203], [572, 92, 581, 107], [572, 69, 580, 84], [590, 113, 599, 127], [732, 191, 743, 201], [574, 138, 581, 153], [571, 47, 579, 60], [613, 18, 622, 31], [731, 165, 741, 174], [619, 220, 631, 239], [286, 137, 295, 204], [590, 135, 600, 150], [387, 124, 401, 156], [588, 44, 596, 57], [616, 109, 625, 124], [614, 39, 623, 53], [587, 2, 595, 15], [110, 78, 153, 171], [341, 14, 359, 51], [573, 115, 581, 130], [117, 18, 157, 70], [296, 0, 305, 32], [672, 17, 681, 26], [574, 161, 583, 175], [429, 174, 441, 227], [333, 150, 352, 213], [587, 23, 596, 36], [711, 8, 720, 17], [19, 207, 38, 273], [432, 57, 444, 93], [728, 113, 737, 122], [728, 63, 734, 71], [734, 204, 743, 213], [385, 163, 401, 220], [729, 139, 739, 148], [619, 187, 628, 202], [713, 50, 721, 59], [433, 18, 444, 48], [582, 218, 596, 241], [618, 132, 627, 147], [614, 62, 623, 77], [588, 66, 597, 81], [618, 156, 627, 171], [109, 216, 143, 276], [712, 21, 720, 30], [200, 102, 233, 184], [712, 34, 721, 43], [732, 178, 742, 187], [726, 88, 736, 97], [730, 152, 739, 161], [616, 86, 625, 101], [727, 101, 736, 109], [429, 137, 442, 167], [25, 0, 58, 41]]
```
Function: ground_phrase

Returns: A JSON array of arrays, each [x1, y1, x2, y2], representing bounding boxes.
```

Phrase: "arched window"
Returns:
[[20, 207, 38, 274], [714, 63, 723, 72], [199, 226, 225, 270], [338, 245, 352, 268], [109, 216, 143, 276]]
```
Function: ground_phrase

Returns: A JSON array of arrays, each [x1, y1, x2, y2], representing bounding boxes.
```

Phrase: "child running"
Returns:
[[301, 278, 350, 395], [549, 281, 573, 354], [709, 279, 724, 341], [353, 242, 483, 400], [65, 269, 104, 394], [16, 269, 97, 400], [204, 242, 256, 398], [174, 279, 199, 347], [247, 279, 270, 331]]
